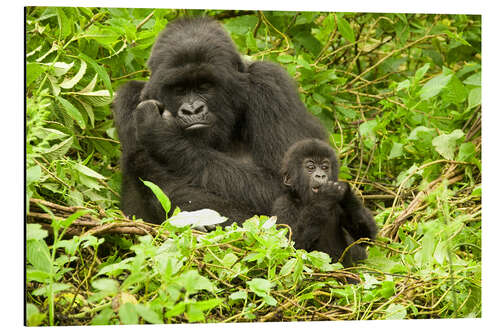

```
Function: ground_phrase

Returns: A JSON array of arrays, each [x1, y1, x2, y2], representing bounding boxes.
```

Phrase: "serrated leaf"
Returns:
[[56, 8, 71, 39], [74, 163, 106, 180], [80, 73, 98, 93], [47, 75, 60, 96], [52, 62, 74, 77], [70, 90, 112, 106], [55, 96, 85, 129], [420, 73, 452, 100], [432, 129, 464, 160], [337, 16, 355, 43], [74, 97, 95, 127], [78, 53, 113, 96], [43, 136, 73, 160], [60, 60, 87, 89]]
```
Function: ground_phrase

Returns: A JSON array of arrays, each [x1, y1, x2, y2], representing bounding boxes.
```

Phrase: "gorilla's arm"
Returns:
[[245, 62, 327, 171], [337, 182, 378, 241], [273, 196, 331, 252]]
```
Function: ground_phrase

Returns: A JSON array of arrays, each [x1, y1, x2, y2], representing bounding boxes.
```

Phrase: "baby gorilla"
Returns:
[[272, 139, 377, 267]]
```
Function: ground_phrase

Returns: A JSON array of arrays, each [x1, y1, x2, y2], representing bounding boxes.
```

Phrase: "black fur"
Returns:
[[113, 17, 326, 224], [272, 139, 378, 266]]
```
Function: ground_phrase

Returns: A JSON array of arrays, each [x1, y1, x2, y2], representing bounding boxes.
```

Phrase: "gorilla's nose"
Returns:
[[179, 101, 207, 116]]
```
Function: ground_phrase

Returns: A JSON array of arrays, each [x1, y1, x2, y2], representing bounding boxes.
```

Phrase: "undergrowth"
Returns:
[[25, 8, 481, 325]]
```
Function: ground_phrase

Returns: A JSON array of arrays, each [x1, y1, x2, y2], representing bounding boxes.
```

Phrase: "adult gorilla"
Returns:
[[113, 16, 327, 224]]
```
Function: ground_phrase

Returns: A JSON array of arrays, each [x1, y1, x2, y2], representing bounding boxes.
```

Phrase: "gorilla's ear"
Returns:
[[283, 174, 292, 186]]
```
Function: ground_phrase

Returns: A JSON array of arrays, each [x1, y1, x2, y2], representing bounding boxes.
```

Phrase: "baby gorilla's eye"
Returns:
[[321, 165, 329, 171]]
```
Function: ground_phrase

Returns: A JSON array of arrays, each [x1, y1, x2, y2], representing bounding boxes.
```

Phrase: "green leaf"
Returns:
[[279, 258, 296, 276], [27, 165, 42, 185], [78, 53, 113, 96], [74, 163, 106, 180], [179, 270, 215, 295], [55, 96, 85, 129], [337, 16, 355, 43], [229, 291, 247, 300], [457, 142, 476, 162], [420, 73, 452, 100], [26, 239, 52, 273], [56, 8, 71, 39], [43, 136, 73, 160], [91, 278, 119, 293], [247, 278, 273, 297], [463, 72, 481, 86], [414, 63, 430, 82], [26, 303, 46, 326], [26, 63, 47, 87], [70, 90, 112, 107], [91, 307, 114, 325], [142, 180, 171, 217], [119, 303, 138, 325], [60, 60, 87, 89], [27, 224, 48, 241], [468, 87, 481, 109], [51, 62, 74, 77], [33, 283, 71, 297], [134, 304, 163, 324], [389, 142, 404, 159], [432, 129, 464, 160], [277, 54, 294, 64]]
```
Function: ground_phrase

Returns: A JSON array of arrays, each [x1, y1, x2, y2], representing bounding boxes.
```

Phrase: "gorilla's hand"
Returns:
[[135, 99, 179, 139], [317, 181, 348, 202]]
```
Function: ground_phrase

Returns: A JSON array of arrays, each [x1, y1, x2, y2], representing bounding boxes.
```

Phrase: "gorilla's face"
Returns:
[[281, 139, 339, 201], [161, 77, 217, 132], [142, 62, 246, 149], [304, 158, 333, 194]]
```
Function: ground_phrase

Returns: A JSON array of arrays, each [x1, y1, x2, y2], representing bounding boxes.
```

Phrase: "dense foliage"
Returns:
[[25, 7, 481, 325]]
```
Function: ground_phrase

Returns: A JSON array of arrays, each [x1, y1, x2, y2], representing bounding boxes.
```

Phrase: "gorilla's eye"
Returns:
[[199, 82, 213, 91], [305, 161, 315, 172], [172, 86, 185, 95], [321, 165, 329, 171]]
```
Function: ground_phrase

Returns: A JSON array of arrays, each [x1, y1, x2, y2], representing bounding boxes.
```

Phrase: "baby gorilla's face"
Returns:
[[304, 158, 332, 193]]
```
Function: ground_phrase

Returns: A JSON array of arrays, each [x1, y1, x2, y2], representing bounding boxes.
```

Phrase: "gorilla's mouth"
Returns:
[[311, 186, 320, 193], [185, 123, 211, 130]]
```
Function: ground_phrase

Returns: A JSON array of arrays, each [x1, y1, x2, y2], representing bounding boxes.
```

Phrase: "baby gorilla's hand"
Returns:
[[318, 181, 348, 201]]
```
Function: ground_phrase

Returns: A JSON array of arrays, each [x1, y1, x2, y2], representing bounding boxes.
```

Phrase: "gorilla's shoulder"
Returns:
[[112, 80, 146, 119]]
